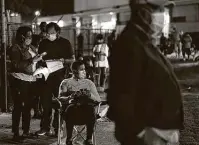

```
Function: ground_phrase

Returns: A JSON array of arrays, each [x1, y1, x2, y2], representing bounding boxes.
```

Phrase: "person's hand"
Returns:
[[35, 74, 43, 79], [100, 52, 106, 56], [33, 55, 43, 63], [81, 89, 91, 97], [60, 58, 65, 63], [59, 96, 69, 102]]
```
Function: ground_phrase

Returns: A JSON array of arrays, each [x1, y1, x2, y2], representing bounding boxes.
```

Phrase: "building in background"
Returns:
[[74, 0, 199, 33], [73, 0, 130, 35], [34, 0, 199, 56], [171, 0, 199, 33]]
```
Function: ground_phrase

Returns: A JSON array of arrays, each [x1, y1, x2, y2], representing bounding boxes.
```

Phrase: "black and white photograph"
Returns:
[[0, 0, 198, 145]]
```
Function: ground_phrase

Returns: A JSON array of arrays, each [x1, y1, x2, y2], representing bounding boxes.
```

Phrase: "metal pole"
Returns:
[[1, 0, 7, 112]]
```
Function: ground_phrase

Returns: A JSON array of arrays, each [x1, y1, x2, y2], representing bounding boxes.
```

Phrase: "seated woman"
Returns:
[[58, 61, 101, 145]]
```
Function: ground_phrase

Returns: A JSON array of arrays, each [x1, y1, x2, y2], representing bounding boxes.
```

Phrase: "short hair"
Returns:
[[39, 22, 47, 29], [71, 61, 85, 72], [16, 26, 32, 44], [96, 34, 103, 40], [46, 22, 61, 33]]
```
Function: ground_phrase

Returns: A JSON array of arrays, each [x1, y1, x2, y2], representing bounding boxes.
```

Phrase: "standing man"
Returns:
[[36, 22, 75, 136], [39, 22, 47, 40], [172, 27, 181, 58], [77, 32, 84, 58], [108, 30, 116, 53], [108, 0, 184, 145], [160, 33, 167, 55]]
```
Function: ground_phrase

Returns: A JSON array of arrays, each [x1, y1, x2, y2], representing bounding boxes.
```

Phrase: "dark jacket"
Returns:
[[9, 44, 38, 74], [108, 10, 184, 140]]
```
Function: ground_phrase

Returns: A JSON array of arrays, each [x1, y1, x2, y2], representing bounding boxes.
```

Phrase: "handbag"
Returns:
[[94, 44, 106, 61]]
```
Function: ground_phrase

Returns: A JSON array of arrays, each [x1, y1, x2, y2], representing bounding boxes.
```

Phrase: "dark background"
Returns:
[[5, 0, 74, 16]]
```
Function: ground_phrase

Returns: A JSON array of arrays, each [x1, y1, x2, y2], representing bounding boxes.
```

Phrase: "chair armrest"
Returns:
[[95, 101, 108, 115]]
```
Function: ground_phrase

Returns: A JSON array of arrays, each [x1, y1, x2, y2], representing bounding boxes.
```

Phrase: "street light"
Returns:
[[32, 10, 41, 33], [34, 10, 41, 16]]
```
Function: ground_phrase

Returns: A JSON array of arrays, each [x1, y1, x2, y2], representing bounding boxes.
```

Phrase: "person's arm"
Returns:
[[93, 45, 97, 58], [62, 40, 75, 64], [10, 45, 33, 71], [89, 80, 101, 102], [105, 44, 109, 57], [63, 55, 75, 64], [58, 80, 68, 98], [38, 40, 45, 54], [190, 36, 192, 43]]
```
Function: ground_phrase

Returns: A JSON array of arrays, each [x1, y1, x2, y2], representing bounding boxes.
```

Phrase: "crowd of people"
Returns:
[[159, 27, 196, 61], [7, 19, 113, 144], [5, 0, 186, 145]]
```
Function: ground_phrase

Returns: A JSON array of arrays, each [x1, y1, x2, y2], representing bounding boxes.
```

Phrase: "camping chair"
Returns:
[[54, 98, 105, 145]]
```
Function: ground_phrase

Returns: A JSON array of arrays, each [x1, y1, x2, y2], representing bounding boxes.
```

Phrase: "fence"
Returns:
[[6, 24, 113, 58], [60, 27, 113, 57]]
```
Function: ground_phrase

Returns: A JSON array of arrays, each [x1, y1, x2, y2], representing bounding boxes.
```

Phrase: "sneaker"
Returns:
[[45, 130, 54, 136], [22, 131, 34, 138], [35, 130, 47, 136], [84, 139, 93, 145], [66, 140, 73, 145]]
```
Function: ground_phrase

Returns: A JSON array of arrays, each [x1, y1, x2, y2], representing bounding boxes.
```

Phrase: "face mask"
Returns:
[[48, 34, 57, 41], [151, 10, 170, 44], [25, 38, 32, 46]]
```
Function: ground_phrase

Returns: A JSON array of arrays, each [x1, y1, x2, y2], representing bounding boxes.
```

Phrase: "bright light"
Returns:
[[15, 13, 19, 16], [58, 20, 64, 27], [109, 12, 114, 15], [101, 15, 116, 30], [35, 10, 41, 16], [163, 10, 170, 38], [76, 21, 81, 28], [10, 13, 15, 17]]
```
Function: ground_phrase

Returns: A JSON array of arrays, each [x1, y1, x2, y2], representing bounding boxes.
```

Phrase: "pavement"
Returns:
[[0, 91, 119, 145]]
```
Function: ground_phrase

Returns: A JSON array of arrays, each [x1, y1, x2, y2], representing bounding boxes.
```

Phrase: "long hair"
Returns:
[[15, 26, 32, 45]]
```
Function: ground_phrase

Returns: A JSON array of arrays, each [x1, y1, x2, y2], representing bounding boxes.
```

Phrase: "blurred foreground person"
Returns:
[[108, 0, 184, 145]]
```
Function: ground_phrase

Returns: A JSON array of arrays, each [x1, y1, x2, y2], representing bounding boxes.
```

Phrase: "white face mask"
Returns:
[[48, 34, 57, 41], [25, 38, 32, 46], [151, 10, 170, 44]]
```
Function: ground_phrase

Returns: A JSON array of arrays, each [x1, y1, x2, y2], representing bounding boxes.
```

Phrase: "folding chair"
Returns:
[[56, 99, 103, 145]]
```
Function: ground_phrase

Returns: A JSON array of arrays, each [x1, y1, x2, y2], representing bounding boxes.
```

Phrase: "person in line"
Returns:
[[182, 33, 192, 61], [39, 21, 47, 40], [35, 22, 75, 136], [107, 0, 184, 145], [58, 61, 101, 145], [160, 33, 167, 55], [108, 30, 116, 53], [77, 32, 84, 58], [172, 27, 181, 58], [9, 26, 43, 142], [31, 22, 47, 49], [93, 34, 109, 91]]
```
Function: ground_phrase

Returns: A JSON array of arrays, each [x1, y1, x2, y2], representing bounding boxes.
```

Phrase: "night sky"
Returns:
[[6, 0, 74, 16]]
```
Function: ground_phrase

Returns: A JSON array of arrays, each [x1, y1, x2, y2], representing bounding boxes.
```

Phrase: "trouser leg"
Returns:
[[100, 67, 107, 88]]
